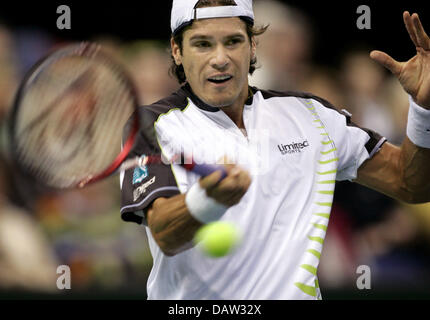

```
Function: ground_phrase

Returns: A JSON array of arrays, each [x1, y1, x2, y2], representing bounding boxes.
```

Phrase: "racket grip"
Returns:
[[183, 163, 228, 180]]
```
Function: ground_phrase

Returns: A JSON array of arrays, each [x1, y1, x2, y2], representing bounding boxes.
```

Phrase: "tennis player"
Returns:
[[120, 0, 430, 299]]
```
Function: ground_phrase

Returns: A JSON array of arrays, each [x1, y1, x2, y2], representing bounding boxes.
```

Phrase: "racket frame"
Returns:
[[8, 42, 141, 190]]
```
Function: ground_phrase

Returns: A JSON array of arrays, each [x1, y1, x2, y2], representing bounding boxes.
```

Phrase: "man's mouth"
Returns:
[[207, 75, 233, 84]]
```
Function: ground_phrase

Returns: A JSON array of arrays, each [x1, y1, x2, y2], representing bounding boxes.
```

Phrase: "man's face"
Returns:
[[172, 17, 256, 108]]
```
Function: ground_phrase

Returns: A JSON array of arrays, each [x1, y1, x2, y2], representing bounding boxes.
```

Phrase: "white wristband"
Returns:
[[406, 95, 430, 148], [185, 181, 228, 224]]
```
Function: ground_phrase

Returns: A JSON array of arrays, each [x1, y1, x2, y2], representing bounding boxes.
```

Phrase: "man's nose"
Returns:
[[210, 45, 229, 70]]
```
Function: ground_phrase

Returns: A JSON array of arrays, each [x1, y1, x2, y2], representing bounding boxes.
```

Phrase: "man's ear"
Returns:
[[250, 36, 257, 61], [171, 37, 182, 66]]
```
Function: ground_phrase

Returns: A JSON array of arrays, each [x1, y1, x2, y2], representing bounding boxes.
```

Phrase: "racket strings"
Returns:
[[14, 52, 135, 188], [79, 66, 133, 178]]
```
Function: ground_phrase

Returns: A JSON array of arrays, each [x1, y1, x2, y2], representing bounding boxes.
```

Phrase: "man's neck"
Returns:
[[183, 82, 251, 131], [221, 86, 251, 130]]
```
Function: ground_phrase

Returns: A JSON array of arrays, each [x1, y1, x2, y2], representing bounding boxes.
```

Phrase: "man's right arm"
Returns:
[[147, 165, 251, 256]]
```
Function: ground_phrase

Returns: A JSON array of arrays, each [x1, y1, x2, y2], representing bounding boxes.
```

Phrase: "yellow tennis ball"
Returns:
[[194, 222, 240, 258]]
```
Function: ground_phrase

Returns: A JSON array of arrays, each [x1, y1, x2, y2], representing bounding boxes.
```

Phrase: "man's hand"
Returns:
[[370, 11, 430, 108], [199, 163, 252, 208], [147, 161, 251, 256]]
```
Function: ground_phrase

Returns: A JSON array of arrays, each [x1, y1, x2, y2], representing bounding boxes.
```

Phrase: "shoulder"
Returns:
[[123, 86, 189, 135], [139, 86, 190, 120], [255, 87, 385, 154], [255, 87, 340, 113], [254, 87, 359, 129]]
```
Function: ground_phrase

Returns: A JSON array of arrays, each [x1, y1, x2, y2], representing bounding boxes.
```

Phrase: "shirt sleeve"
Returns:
[[311, 98, 387, 181], [119, 109, 180, 225]]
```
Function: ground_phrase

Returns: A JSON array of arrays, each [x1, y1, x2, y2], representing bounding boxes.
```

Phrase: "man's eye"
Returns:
[[226, 38, 242, 46], [195, 42, 211, 48]]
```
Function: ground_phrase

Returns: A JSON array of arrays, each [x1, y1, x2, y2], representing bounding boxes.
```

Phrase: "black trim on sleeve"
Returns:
[[341, 110, 387, 156], [121, 187, 180, 225], [120, 88, 190, 224], [121, 211, 144, 225]]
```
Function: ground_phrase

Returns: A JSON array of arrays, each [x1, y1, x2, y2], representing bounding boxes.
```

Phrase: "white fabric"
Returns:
[[185, 181, 228, 223], [310, 100, 373, 181], [171, 0, 254, 33], [144, 91, 379, 300], [406, 95, 430, 148]]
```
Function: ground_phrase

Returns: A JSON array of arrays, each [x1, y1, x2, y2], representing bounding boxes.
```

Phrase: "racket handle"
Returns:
[[183, 163, 228, 179]]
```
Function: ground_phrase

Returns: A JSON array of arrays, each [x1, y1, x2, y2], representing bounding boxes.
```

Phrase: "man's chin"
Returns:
[[203, 96, 237, 109]]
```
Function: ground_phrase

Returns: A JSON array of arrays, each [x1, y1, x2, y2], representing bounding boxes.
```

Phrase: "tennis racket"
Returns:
[[7, 42, 227, 190]]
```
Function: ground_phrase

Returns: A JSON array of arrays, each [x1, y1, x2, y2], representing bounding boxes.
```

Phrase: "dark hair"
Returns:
[[169, 0, 269, 84]]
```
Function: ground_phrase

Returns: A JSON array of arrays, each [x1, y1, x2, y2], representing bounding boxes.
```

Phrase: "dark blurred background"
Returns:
[[1, 0, 430, 300], [0, 1, 423, 64]]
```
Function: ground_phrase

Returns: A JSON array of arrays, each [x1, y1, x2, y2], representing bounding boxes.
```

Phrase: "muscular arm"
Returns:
[[355, 138, 430, 204], [359, 12, 430, 203], [146, 166, 251, 256], [147, 194, 202, 256]]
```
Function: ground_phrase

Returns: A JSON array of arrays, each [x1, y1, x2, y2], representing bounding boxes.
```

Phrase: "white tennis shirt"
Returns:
[[120, 84, 386, 300]]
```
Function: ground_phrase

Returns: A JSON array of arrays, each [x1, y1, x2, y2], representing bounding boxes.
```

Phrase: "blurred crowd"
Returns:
[[1, 0, 430, 298]]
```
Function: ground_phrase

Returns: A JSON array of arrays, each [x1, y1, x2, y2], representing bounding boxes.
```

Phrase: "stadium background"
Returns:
[[0, 0, 430, 299]]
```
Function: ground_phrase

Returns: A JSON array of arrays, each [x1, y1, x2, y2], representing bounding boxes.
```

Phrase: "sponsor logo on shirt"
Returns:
[[133, 176, 156, 201], [132, 165, 148, 185], [278, 140, 309, 155]]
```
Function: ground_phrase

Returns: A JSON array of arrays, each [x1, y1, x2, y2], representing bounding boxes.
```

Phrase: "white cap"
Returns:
[[171, 0, 254, 34]]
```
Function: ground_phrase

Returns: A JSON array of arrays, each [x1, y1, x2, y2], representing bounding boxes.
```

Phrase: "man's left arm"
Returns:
[[355, 12, 430, 203], [355, 139, 430, 203]]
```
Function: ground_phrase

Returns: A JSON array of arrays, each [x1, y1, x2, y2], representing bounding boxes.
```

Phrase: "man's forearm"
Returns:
[[145, 166, 251, 256], [147, 194, 203, 256], [400, 137, 430, 203]]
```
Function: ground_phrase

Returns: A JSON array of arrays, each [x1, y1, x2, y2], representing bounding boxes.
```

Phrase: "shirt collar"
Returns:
[[181, 83, 257, 112]]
